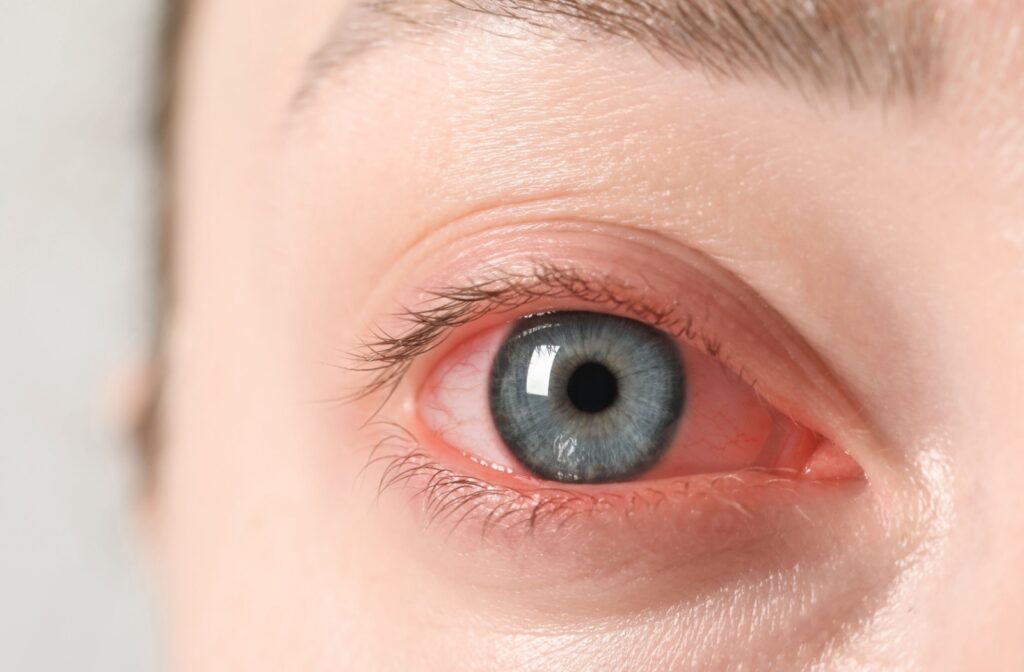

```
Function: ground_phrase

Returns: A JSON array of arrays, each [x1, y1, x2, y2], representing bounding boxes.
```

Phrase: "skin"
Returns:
[[156, 0, 1024, 669]]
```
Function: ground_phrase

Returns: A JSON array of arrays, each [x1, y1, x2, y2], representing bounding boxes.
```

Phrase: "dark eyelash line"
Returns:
[[360, 420, 599, 538], [343, 261, 724, 405], [357, 419, 802, 540]]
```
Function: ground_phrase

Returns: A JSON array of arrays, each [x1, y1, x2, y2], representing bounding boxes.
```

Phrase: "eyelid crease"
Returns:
[[344, 261, 735, 404]]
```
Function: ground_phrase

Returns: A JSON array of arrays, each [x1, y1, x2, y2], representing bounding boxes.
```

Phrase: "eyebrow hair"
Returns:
[[301, 0, 948, 106]]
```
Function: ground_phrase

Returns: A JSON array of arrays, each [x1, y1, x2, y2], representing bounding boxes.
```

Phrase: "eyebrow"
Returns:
[[300, 0, 947, 106]]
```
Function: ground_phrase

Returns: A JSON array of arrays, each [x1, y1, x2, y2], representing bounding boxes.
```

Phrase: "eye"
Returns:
[[419, 309, 852, 485]]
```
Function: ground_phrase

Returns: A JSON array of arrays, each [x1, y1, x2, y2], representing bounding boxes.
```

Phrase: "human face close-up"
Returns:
[[157, 1, 1024, 669]]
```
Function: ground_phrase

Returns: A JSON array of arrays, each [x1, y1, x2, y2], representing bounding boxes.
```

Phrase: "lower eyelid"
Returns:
[[356, 424, 869, 613]]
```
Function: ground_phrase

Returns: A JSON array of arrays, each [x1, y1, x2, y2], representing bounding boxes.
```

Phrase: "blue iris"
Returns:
[[489, 311, 686, 483]]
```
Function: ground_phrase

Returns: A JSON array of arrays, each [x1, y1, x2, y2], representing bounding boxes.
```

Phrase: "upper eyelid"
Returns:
[[335, 224, 874, 469], [344, 261, 727, 403]]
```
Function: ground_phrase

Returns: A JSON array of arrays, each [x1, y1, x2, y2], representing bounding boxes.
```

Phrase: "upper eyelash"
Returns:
[[345, 261, 724, 403]]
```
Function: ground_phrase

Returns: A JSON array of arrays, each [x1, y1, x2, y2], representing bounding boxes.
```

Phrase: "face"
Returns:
[[159, 0, 1024, 669]]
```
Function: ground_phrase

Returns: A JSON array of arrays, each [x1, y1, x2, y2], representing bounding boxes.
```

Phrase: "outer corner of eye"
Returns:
[[414, 309, 865, 487]]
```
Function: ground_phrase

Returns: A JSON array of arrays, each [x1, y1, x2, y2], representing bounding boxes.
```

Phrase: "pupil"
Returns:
[[566, 361, 619, 414]]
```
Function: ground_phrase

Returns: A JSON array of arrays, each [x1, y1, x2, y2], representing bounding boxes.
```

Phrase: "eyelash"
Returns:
[[363, 423, 590, 539], [360, 419, 804, 541], [346, 262, 742, 404], [342, 261, 800, 538]]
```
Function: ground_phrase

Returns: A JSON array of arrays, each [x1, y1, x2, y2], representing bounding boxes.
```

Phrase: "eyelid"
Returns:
[[354, 416, 868, 612], [348, 262, 741, 404], [365, 421, 856, 536], [341, 224, 873, 480]]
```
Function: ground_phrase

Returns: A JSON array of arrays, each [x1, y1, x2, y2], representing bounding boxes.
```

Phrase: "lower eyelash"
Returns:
[[363, 422, 594, 539], [357, 420, 809, 542]]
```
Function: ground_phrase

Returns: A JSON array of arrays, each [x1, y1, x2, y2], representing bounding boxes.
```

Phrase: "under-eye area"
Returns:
[[356, 427, 866, 570]]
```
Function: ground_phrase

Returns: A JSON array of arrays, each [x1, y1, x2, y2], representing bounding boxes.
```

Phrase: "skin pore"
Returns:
[[155, 0, 1024, 669]]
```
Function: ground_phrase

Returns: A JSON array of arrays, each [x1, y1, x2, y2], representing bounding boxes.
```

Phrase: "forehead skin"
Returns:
[[165, 0, 1024, 670]]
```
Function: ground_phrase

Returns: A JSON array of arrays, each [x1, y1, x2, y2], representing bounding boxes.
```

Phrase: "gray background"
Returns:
[[1, 1, 162, 669]]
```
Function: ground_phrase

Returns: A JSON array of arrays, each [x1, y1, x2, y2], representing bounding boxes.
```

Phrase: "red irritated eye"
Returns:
[[419, 311, 862, 484]]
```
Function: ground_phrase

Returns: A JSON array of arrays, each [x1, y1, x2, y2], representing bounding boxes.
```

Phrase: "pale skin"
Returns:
[[155, 0, 1024, 669]]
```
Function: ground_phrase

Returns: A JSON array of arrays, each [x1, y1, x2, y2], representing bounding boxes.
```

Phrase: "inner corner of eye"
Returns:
[[417, 325, 514, 471], [416, 310, 865, 486]]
